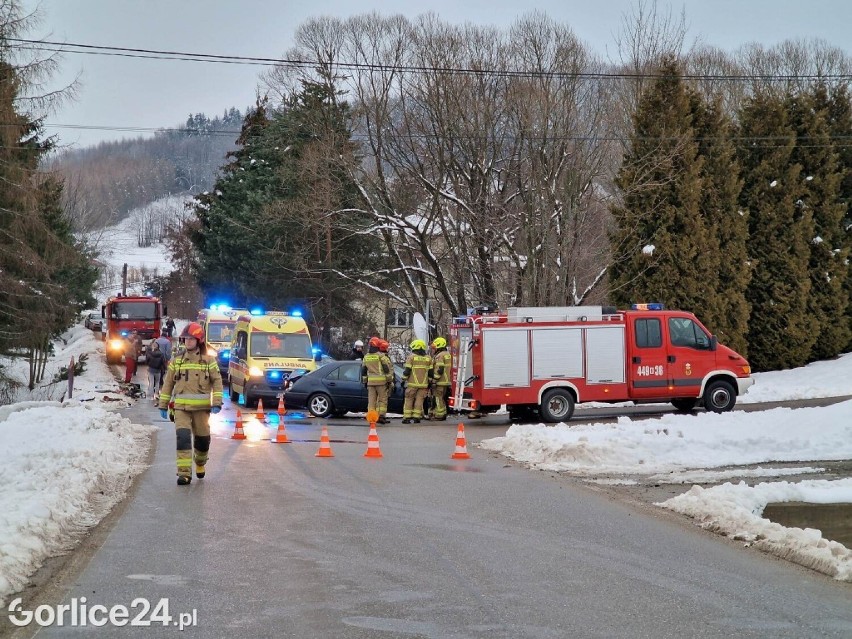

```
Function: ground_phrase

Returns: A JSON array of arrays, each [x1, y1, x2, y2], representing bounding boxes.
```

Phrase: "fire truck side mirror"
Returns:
[[100, 305, 105, 318], [709, 335, 718, 352]]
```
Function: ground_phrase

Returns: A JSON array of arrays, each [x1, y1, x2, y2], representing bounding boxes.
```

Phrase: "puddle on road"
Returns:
[[762, 502, 852, 547]]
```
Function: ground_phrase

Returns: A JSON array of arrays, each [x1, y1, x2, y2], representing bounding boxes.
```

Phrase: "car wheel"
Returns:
[[703, 380, 736, 413], [671, 398, 698, 413], [308, 393, 334, 418], [540, 388, 575, 423]]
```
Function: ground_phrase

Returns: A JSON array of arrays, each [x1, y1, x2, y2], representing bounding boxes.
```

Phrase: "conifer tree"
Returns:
[[824, 84, 852, 351], [789, 85, 850, 360], [691, 96, 751, 354], [610, 57, 722, 322], [737, 91, 814, 371]]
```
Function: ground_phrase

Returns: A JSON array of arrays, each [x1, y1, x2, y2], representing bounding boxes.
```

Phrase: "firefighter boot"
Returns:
[[195, 463, 205, 479], [401, 418, 412, 424], [177, 476, 191, 486]]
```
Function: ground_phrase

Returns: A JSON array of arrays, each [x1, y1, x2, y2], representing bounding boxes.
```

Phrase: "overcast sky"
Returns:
[[21, 0, 852, 148]]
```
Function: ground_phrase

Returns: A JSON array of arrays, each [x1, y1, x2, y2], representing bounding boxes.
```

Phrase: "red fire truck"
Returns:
[[448, 304, 754, 422], [102, 295, 166, 364]]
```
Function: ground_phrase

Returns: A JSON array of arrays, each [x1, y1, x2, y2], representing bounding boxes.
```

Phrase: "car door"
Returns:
[[327, 363, 366, 411], [666, 315, 713, 395]]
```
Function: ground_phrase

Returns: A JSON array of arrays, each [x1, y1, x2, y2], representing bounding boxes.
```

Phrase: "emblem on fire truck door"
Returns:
[[685, 362, 692, 376]]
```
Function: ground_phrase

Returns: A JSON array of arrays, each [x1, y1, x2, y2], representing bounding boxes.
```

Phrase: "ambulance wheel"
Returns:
[[540, 389, 575, 423], [671, 398, 697, 413], [703, 380, 736, 413], [308, 393, 334, 418], [229, 387, 239, 403]]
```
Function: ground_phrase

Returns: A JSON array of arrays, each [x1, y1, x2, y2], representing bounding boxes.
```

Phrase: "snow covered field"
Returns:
[[0, 326, 155, 605], [480, 351, 852, 581]]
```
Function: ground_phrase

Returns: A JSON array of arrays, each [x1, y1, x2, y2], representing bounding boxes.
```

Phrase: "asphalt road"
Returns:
[[7, 377, 851, 638]]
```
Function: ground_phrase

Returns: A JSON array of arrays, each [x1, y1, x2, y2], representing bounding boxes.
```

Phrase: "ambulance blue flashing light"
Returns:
[[290, 309, 303, 317], [268, 370, 283, 381], [311, 347, 321, 356], [220, 349, 231, 360], [631, 303, 665, 311], [250, 308, 264, 316]]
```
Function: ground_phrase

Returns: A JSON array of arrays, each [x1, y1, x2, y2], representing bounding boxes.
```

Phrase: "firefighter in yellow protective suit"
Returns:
[[401, 339, 432, 424], [361, 336, 391, 424], [429, 337, 452, 420], [158, 322, 223, 485], [378, 339, 394, 422]]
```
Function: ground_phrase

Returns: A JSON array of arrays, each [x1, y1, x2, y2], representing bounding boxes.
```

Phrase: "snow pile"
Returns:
[[0, 403, 154, 604], [741, 352, 852, 403], [479, 400, 852, 475], [658, 480, 852, 581], [2, 323, 130, 406]]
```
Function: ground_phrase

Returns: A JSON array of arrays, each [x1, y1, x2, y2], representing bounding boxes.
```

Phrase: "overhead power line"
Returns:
[[8, 37, 852, 82]]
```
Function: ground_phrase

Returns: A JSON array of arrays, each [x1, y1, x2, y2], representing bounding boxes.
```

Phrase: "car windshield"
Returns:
[[89, 313, 100, 320], [250, 332, 312, 358], [207, 322, 235, 343], [110, 302, 157, 320]]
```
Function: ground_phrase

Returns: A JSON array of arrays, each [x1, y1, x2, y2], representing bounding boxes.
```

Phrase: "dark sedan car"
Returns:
[[284, 360, 406, 418]]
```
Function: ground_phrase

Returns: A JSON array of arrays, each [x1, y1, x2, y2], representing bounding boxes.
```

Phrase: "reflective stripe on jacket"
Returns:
[[403, 354, 432, 388], [362, 353, 390, 386], [158, 349, 223, 411], [432, 350, 452, 386]]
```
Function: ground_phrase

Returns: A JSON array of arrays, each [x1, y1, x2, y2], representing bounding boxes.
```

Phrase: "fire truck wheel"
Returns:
[[702, 380, 736, 413], [671, 398, 698, 413], [540, 389, 575, 423]]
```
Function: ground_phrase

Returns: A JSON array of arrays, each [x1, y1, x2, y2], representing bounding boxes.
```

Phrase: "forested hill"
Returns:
[[49, 108, 244, 231]]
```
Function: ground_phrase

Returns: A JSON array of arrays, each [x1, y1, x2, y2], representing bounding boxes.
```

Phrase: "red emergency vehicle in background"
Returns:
[[449, 304, 754, 422], [102, 295, 166, 364]]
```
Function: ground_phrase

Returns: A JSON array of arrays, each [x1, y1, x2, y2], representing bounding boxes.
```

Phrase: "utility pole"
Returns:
[[122, 263, 128, 296]]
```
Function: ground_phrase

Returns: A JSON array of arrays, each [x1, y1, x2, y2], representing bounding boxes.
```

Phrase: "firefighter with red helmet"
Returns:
[[402, 339, 432, 423], [361, 336, 391, 423], [158, 322, 223, 485], [378, 339, 394, 423]]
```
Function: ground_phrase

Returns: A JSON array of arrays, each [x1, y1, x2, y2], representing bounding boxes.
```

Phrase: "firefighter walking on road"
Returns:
[[402, 339, 432, 424], [362, 337, 391, 423], [158, 322, 223, 486], [429, 337, 452, 420]]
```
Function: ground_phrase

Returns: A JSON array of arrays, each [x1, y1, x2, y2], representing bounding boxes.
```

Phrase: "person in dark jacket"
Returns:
[[164, 318, 176, 338], [350, 339, 364, 360], [145, 340, 166, 402]]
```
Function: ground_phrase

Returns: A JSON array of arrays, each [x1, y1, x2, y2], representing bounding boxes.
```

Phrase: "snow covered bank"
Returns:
[[658, 479, 852, 581], [742, 351, 852, 403], [479, 400, 852, 476], [0, 403, 155, 605]]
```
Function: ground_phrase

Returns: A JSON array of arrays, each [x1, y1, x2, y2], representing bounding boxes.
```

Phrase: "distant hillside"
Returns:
[[49, 109, 245, 232]]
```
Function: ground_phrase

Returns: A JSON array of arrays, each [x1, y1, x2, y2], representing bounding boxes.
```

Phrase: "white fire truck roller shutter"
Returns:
[[483, 329, 530, 388], [532, 328, 583, 379], [585, 326, 626, 384]]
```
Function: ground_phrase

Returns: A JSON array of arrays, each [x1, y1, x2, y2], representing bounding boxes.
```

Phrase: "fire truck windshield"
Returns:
[[110, 302, 158, 320]]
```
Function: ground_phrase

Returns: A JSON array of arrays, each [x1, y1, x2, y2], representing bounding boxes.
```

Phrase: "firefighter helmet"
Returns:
[[378, 339, 389, 352], [354, 339, 364, 348], [431, 337, 447, 349], [410, 339, 427, 351], [369, 336, 382, 348], [180, 322, 205, 343]]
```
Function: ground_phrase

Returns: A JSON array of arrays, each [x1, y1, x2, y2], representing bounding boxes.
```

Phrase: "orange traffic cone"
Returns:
[[451, 423, 471, 459], [256, 399, 265, 420], [231, 409, 247, 440], [271, 419, 289, 444], [277, 396, 286, 416], [364, 423, 383, 458], [315, 425, 334, 457]]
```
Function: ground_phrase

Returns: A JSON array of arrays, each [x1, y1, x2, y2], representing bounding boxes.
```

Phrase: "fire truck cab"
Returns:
[[102, 295, 165, 365], [449, 304, 754, 422]]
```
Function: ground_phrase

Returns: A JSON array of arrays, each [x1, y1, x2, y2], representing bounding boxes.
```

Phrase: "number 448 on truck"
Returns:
[[448, 304, 754, 423]]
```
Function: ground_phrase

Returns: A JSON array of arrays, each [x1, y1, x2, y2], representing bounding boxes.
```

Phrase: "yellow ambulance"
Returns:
[[196, 306, 249, 378], [227, 310, 319, 407]]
